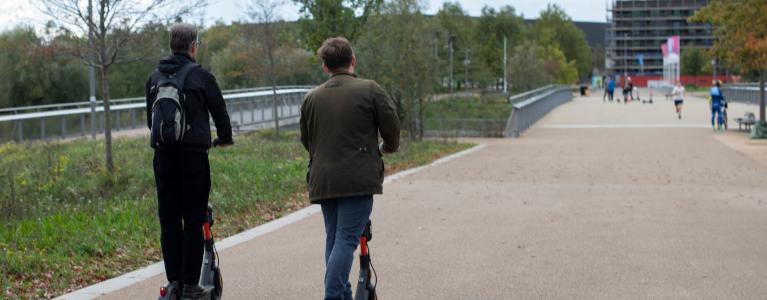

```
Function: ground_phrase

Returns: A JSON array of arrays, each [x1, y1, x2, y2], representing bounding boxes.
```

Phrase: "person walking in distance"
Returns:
[[622, 77, 629, 103], [626, 77, 634, 103], [607, 76, 615, 102], [602, 75, 608, 102], [710, 80, 727, 131], [300, 37, 400, 300], [671, 81, 685, 119], [146, 23, 233, 298]]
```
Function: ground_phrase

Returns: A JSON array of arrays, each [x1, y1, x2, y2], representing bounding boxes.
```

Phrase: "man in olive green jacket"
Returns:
[[300, 37, 399, 300]]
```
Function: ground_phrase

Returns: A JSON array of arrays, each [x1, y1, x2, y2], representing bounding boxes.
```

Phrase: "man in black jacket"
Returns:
[[146, 23, 233, 297]]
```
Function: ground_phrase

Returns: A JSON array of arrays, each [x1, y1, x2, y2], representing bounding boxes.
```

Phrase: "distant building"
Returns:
[[526, 20, 607, 49], [574, 21, 607, 49], [606, 0, 714, 76]]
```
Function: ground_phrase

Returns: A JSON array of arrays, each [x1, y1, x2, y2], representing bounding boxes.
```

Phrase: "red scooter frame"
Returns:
[[354, 220, 377, 300]]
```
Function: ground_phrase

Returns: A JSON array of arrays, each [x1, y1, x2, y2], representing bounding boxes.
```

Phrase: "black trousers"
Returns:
[[153, 150, 210, 285]]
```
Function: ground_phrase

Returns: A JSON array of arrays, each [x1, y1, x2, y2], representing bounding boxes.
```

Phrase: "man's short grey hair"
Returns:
[[170, 23, 198, 53]]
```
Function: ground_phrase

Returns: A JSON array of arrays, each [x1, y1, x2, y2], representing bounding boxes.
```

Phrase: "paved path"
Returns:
[[98, 90, 767, 299]]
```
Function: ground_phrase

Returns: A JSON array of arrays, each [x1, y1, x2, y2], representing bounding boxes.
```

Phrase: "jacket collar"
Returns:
[[172, 52, 196, 62], [331, 71, 357, 78]]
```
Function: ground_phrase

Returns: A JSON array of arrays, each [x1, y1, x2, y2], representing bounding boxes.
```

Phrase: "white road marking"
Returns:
[[538, 124, 711, 129]]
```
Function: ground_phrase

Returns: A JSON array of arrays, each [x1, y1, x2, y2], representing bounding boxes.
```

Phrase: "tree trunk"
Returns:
[[760, 70, 765, 124], [100, 65, 114, 174]]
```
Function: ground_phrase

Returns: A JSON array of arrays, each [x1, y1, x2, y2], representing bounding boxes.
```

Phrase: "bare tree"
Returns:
[[246, 0, 285, 136], [38, 0, 205, 175]]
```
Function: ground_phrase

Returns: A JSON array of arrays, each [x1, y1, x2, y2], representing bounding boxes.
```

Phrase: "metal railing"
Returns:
[[0, 86, 313, 143], [721, 84, 764, 104], [0, 85, 313, 116], [508, 85, 556, 104], [504, 85, 573, 138]]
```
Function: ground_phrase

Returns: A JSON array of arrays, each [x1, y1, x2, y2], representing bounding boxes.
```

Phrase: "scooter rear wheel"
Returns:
[[212, 266, 223, 300]]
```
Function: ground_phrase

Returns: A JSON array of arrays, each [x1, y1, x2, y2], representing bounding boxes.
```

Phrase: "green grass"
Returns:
[[425, 94, 512, 120], [424, 95, 511, 137], [0, 131, 472, 298]]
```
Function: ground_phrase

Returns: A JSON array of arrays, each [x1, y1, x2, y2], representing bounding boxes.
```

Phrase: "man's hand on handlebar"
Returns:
[[379, 142, 396, 154], [212, 138, 234, 148]]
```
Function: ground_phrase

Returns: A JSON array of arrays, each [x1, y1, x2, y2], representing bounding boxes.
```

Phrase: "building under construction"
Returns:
[[606, 0, 714, 76]]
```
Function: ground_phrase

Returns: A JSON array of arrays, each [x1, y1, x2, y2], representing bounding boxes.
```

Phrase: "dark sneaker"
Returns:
[[182, 284, 205, 299]]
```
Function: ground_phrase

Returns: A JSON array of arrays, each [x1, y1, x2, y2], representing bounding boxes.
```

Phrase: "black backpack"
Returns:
[[149, 63, 198, 148]]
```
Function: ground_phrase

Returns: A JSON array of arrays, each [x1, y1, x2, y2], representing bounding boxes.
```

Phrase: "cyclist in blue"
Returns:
[[710, 80, 726, 131]]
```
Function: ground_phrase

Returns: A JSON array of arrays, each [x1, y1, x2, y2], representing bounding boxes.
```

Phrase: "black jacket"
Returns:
[[146, 53, 232, 150]]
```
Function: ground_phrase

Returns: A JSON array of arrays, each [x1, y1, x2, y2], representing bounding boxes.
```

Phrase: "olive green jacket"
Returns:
[[300, 72, 400, 203]]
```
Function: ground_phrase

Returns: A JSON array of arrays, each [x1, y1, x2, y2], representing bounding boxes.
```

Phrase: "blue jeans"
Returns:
[[321, 195, 374, 300], [712, 105, 723, 127]]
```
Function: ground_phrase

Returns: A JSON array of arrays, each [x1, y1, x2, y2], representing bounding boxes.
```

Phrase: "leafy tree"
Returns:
[[508, 41, 551, 92], [475, 5, 526, 89], [357, 0, 438, 139], [108, 22, 170, 99], [0, 27, 87, 108], [533, 4, 592, 77], [198, 22, 244, 69], [436, 2, 476, 90], [39, 0, 204, 174], [681, 47, 708, 76], [537, 28, 578, 84], [691, 0, 767, 124], [210, 47, 246, 89], [294, 0, 382, 51], [246, 0, 288, 135]]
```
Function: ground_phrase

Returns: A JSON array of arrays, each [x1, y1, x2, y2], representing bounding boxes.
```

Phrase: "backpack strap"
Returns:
[[172, 62, 200, 92]]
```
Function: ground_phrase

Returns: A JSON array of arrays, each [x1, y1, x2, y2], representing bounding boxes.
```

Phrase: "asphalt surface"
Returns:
[[99, 90, 767, 299]]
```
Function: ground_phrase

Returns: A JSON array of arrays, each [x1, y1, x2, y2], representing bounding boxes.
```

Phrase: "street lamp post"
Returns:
[[503, 36, 508, 94], [623, 33, 628, 80], [464, 48, 471, 92], [88, 0, 97, 139]]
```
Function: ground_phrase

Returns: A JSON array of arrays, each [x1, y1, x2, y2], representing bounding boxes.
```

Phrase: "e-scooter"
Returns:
[[354, 220, 377, 300], [159, 204, 223, 300]]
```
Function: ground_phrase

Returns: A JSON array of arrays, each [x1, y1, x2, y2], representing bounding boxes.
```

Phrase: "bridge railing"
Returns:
[[721, 84, 764, 104], [504, 85, 573, 138], [508, 85, 556, 104], [0, 85, 314, 116], [0, 86, 312, 143]]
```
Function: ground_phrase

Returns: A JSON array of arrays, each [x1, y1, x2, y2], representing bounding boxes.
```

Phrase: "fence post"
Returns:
[[40, 118, 45, 140], [61, 116, 66, 139], [80, 114, 86, 137], [239, 100, 244, 126], [90, 98, 97, 139], [17, 120, 23, 142], [131, 109, 136, 129]]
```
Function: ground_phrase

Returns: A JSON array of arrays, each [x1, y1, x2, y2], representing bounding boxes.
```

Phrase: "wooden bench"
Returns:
[[735, 112, 757, 131]]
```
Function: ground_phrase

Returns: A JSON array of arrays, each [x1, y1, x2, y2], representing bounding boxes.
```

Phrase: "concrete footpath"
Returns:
[[94, 90, 767, 299]]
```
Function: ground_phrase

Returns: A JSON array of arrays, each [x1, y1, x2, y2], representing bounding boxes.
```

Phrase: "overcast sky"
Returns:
[[0, 0, 606, 32]]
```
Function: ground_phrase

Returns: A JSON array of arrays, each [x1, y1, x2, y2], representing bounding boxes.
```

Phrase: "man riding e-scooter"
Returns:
[[146, 22, 233, 299]]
